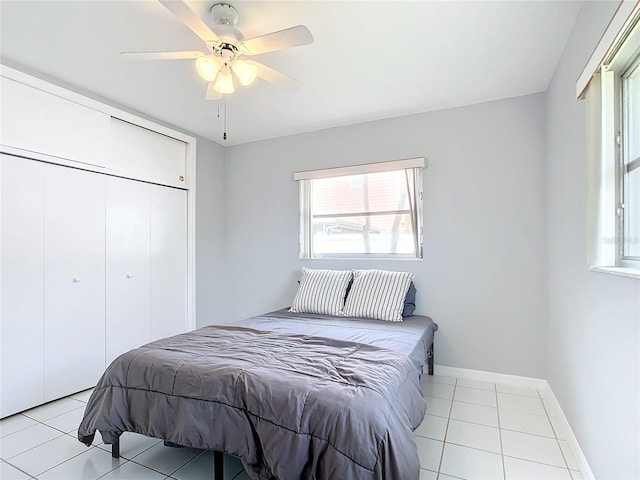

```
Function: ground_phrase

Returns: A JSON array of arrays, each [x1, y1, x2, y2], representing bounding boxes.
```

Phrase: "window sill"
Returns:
[[588, 266, 640, 279]]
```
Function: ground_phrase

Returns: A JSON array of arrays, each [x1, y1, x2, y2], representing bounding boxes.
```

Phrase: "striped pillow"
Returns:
[[342, 269, 415, 322], [289, 268, 353, 316]]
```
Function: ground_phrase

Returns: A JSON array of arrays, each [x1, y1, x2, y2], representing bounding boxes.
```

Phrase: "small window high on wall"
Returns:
[[294, 158, 425, 259], [579, 0, 640, 272]]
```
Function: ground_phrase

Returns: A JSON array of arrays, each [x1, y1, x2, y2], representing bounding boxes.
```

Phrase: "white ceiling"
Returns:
[[0, 1, 583, 146]]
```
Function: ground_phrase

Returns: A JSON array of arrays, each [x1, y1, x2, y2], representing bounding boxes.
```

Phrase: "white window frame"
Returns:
[[580, 0, 640, 277], [294, 158, 425, 260], [619, 54, 640, 265]]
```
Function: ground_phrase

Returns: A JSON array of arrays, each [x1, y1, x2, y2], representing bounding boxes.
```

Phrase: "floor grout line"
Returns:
[[495, 383, 506, 480], [502, 452, 575, 470], [444, 440, 502, 456], [0, 428, 67, 462], [2, 457, 36, 479], [537, 388, 573, 473], [447, 397, 551, 414], [498, 425, 556, 439], [26, 446, 92, 479], [129, 456, 191, 479], [435, 377, 457, 479], [2, 402, 87, 444], [95, 457, 132, 480], [0, 395, 89, 442]]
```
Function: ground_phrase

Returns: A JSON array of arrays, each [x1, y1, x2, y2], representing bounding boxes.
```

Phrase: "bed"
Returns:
[[77, 269, 438, 480]]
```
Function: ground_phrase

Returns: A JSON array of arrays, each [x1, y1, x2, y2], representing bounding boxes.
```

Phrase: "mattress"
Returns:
[[238, 308, 437, 371]]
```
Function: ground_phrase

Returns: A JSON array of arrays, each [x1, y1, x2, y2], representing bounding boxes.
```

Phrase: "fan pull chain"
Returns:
[[215, 95, 227, 141], [223, 96, 228, 141]]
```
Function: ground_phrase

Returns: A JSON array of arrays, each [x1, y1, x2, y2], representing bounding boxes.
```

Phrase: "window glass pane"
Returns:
[[312, 213, 416, 255], [624, 168, 640, 257], [624, 60, 639, 163], [312, 170, 411, 216], [303, 168, 421, 258], [623, 56, 640, 258]]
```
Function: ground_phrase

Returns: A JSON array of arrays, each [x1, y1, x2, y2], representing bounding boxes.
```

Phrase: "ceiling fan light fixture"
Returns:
[[214, 66, 235, 94], [196, 56, 222, 81], [232, 59, 258, 86]]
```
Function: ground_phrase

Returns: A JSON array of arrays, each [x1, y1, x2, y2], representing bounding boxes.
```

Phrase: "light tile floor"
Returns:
[[0, 375, 584, 479]]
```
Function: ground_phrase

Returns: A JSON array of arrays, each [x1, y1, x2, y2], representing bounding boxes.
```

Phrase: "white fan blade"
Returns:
[[245, 60, 302, 91], [121, 51, 204, 60], [239, 25, 313, 56], [205, 81, 222, 100], [158, 0, 221, 46]]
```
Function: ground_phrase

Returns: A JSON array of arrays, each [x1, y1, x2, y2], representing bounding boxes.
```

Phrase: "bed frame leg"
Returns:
[[428, 342, 434, 376], [213, 450, 223, 480], [111, 439, 120, 458]]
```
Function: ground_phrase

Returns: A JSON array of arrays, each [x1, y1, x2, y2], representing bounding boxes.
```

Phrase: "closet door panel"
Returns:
[[44, 165, 106, 401], [0, 155, 45, 417], [106, 177, 151, 364], [150, 185, 188, 340]]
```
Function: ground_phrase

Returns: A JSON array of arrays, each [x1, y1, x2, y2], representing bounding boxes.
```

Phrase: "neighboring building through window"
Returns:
[[294, 158, 425, 259]]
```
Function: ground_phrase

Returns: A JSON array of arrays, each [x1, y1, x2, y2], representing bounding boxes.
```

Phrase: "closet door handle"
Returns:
[[72, 276, 80, 283], [126, 273, 133, 279]]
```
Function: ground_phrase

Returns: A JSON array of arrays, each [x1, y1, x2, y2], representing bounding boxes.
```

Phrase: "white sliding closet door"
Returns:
[[150, 185, 187, 340], [44, 164, 106, 401], [1, 155, 45, 418], [105, 177, 151, 364]]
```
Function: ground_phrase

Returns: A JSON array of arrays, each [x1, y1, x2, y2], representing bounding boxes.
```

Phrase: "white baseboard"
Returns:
[[539, 384, 596, 479], [433, 364, 548, 390], [432, 364, 594, 479]]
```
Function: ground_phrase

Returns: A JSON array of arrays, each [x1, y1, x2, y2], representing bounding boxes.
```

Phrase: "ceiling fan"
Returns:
[[122, 0, 314, 99]]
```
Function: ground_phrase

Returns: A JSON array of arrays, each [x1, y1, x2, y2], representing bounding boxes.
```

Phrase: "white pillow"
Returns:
[[342, 269, 414, 322], [289, 267, 353, 316]]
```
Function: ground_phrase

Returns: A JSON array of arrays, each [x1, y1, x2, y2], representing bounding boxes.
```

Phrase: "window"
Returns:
[[294, 158, 425, 259], [621, 55, 640, 260], [580, 2, 640, 271]]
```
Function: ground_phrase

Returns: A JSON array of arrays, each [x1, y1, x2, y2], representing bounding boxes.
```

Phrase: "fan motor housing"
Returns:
[[210, 3, 239, 27], [216, 42, 237, 62]]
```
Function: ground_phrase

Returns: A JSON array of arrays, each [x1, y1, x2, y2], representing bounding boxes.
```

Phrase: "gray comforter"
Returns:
[[78, 325, 426, 479], [239, 309, 436, 371]]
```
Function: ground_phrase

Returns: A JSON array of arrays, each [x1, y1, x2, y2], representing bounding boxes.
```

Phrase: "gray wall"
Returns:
[[195, 135, 227, 328], [545, 2, 640, 479], [223, 94, 548, 379]]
